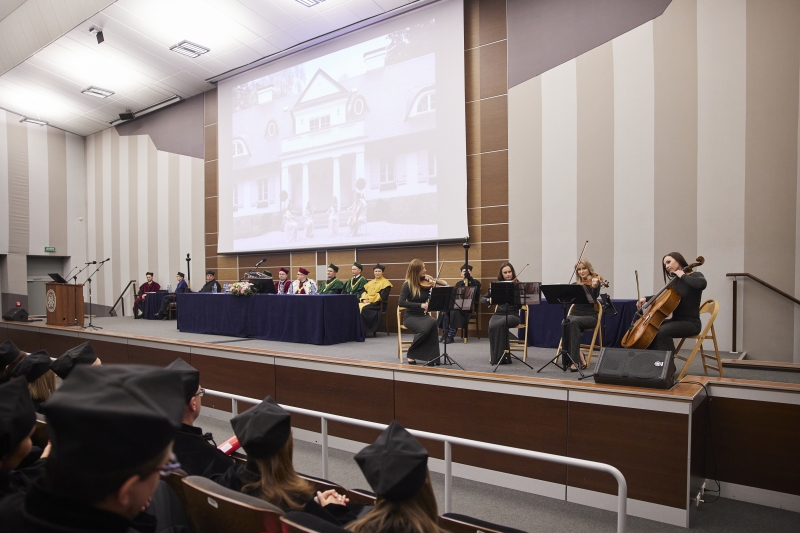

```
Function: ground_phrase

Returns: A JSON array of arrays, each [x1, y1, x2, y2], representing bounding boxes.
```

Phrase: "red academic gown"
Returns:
[[275, 279, 292, 294], [134, 281, 161, 311]]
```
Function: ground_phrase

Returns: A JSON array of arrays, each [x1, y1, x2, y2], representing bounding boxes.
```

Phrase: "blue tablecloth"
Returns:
[[143, 292, 168, 320], [176, 293, 365, 345], [522, 298, 639, 348]]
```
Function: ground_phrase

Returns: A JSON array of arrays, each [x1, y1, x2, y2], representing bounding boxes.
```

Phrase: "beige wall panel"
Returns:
[[7, 114, 28, 254], [204, 89, 218, 127], [47, 127, 68, 254]]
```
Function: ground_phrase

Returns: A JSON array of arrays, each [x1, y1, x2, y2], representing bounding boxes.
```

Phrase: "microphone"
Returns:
[[255, 258, 266, 267], [101, 258, 111, 263], [86, 261, 97, 265]]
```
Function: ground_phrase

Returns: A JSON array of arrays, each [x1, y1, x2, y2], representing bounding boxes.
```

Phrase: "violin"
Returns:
[[621, 256, 705, 349], [422, 262, 445, 315], [579, 274, 610, 289]]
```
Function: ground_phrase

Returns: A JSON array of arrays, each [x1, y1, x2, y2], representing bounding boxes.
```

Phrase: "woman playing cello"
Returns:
[[398, 259, 447, 364], [636, 252, 707, 352], [563, 259, 606, 371]]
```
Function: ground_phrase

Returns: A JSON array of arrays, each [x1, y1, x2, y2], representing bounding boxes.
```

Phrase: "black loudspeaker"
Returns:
[[2, 307, 29, 322], [594, 348, 676, 389]]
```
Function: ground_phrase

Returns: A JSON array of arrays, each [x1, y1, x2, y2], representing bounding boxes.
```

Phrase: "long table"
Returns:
[[524, 298, 639, 348], [176, 293, 365, 345]]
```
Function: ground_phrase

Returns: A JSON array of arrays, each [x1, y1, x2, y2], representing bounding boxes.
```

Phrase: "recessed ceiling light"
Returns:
[[170, 40, 210, 58], [20, 117, 48, 126], [296, 0, 326, 6], [81, 86, 115, 98]]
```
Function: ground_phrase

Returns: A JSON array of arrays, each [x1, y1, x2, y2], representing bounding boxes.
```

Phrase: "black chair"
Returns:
[[440, 513, 528, 533], [281, 511, 349, 533], [377, 286, 392, 336]]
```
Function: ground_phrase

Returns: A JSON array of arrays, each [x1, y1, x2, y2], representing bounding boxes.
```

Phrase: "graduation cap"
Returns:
[[11, 350, 52, 383], [328, 264, 339, 272], [353, 262, 363, 270], [461, 264, 473, 271], [263, 270, 272, 277], [50, 341, 98, 379], [0, 378, 36, 457], [177, 272, 185, 278], [230, 396, 290, 459], [165, 358, 200, 404], [354, 421, 428, 501], [0, 340, 21, 367], [374, 264, 386, 272], [43, 365, 185, 473]]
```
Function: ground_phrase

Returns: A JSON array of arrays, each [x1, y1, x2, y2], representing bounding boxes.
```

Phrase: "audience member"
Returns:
[[165, 358, 234, 477], [0, 379, 37, 500], [11, 351, 55, 413], [0, 340, 25, 384], [50, 342, 101, 380]]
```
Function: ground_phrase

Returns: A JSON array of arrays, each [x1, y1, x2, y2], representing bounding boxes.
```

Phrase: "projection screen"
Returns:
[[217, 0, 467, 254]]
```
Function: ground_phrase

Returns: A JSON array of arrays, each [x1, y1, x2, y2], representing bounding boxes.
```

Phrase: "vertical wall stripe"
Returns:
[[147, 140, 159, 279], [86, 131, 97, 303], [653, 0, 698, 284], [0, 111, 9, 254], [576, 42, 615, 292], [65, 132, 86, 266], [47, 128, 68, 254], [697, 0, 747, 353], [7, 115, 29, 254], [110, 130, 121, 306], [179, 156, 193, 279], [27, 124, 49, 255], [137, 136, 148, 283], [613, 22, 655, 298], [157, 151, 169, 284], [191, 157, 206, 286], [92, 134, 104, 304], [795, 64, 800, 362], [101, 131, 113, 305], [541, 59, 578, 283], [119, 135, 130, 301], [168, 153, 180, 282], [128, 137, 139, 290]]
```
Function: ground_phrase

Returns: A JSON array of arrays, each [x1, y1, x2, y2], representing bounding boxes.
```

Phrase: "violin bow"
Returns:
[[635, 270, 640, 301], [514, 263, 530, 282], [568, 240, 589, 284]]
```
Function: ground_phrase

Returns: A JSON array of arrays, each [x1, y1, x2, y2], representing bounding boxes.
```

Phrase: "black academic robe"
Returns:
[[199, 280, 222, 293], [172, 424, 234, 478]]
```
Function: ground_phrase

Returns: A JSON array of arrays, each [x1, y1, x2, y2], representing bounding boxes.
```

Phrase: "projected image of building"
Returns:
[[229, 43, 437, 250]]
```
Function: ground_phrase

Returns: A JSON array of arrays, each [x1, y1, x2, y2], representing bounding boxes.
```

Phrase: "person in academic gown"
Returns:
[[437, 264, 482, 344], [275, 267, 293, 294], [398, 259, 447, 364], [165, 359, 234, 478], [50, 341, 101, 381], [213, 397, 360, 526], [343, 263, 368, 295], [199, 270, 223, 293], [0, 340, 25, 385], [155, 272, 190, 319], [0, 379, 39, 501], [133, 272, 160, 319], [318, 264, 344, 294], [292, 268, 317, 295], [10, 351, 55, 413], [359, 264, 393, 336]]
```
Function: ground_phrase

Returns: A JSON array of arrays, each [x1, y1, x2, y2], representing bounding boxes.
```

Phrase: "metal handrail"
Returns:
[[726, 273, 800, 352], [205, 388, 628, 533], [110, 280, 137, 316]]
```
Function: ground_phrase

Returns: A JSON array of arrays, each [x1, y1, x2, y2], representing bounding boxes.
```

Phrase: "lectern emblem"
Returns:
[[46, 289, 56, 313]]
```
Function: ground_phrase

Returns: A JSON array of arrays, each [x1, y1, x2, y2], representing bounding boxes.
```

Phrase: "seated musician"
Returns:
[[480, 262, 519, 365], [399, 260, 447, 365], [199, 270, 222, 293], [155, 271, 189, 319], [10, 351, 55, 413], [563, 259, 604, 371], [637, 252, 707, 352], [318, 264, 344, 294], [133, 272, 160, 319], [437, 264, 481, 344], [292, 267, 317, 295], [275, 267, 293, 294], [343, 262, 368, 295], [359, 264, 393, 336]]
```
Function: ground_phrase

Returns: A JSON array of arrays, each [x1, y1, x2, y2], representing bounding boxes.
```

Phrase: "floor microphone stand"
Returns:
[[67, 263, 91, 328], [83, 260, 109, 330]]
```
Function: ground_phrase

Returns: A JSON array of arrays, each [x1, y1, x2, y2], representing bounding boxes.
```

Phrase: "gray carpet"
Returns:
[[196, 414, 798, 533], [87, 316, 800, 384]]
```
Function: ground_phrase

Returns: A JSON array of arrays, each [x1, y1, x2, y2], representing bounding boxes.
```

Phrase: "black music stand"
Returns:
[[537, 284, 595, 379], [490, 282, 535, 373], [425, 286, 466, 370]]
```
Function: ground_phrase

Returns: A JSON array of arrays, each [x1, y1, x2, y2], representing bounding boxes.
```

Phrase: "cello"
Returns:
[[620, 256, 705, 349]]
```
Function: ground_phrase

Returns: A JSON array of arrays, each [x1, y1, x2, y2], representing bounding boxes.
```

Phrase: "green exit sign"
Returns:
[[44, 246, 55, 253]]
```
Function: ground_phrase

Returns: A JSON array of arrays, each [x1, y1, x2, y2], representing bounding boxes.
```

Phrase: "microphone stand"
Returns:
[[240, 259, 266, 282], [186, 254, 191, 289], [83, 259, 110, 330], [67, 263, 92, 328]]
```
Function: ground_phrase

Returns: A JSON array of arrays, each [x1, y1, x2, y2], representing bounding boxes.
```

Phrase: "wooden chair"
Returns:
[[281, 511, 349, 533], [396, 306, 412, 362], [674, 299, 723, 380], [161, 470, 188, 508], [554, 303, 604, 367], [298, 474, 376, 506], [503, 305, 529, 362], [167, 301, 178, 320], [439, 513, 527, 533], [182, 475, 284, 533], [460, 308, 481, 343]]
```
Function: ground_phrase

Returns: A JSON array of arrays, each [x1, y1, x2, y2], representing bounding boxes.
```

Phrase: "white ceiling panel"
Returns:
[[0, 0, 27, 22], [345, 0, 385, 19], [237, 0, 297, 28]]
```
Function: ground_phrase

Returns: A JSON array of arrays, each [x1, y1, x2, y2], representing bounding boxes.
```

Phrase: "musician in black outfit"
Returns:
[[437, 264, 481, 344], [480, 262, 519, 365], [637, 252, 707, 352], [398, 259, 447, 364], [563, 259, 603, 371]]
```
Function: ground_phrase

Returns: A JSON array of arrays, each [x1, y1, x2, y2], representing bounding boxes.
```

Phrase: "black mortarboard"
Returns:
[[353, 262, 363, 270], [461, 264, 473, 271], [165, 358, 200, 404], [328, 263, 339, 272], [146, 272, 153, 276], [206, 270, 215, 276], [0, 340, 21, 367], [11, 350, 52, 383], [0, 378, 36, 457], [374, 264, 386, 272], [354, 421, 428, 501], [230, 396, 290, 459], [43, 365, 184, 473], [50, 341, 97, 379], [177, 272, 185, 278]]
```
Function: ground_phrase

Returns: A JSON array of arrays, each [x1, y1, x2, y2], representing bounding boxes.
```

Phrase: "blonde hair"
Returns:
[[241, 433, 314, 511], [575, 259, 596, 282], [28, 370, 56, 402], [347, 471, 445, 533], [405, 259, 425, 299]]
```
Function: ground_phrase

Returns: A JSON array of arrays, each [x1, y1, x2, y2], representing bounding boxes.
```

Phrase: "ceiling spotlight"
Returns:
[[119, 109, 135, 121], [89, 26, 104, 45], [20, 117, 48, 126], [295, 0, 326, 5], [81, 86, 115, 98], [169, 40, 210, 58]]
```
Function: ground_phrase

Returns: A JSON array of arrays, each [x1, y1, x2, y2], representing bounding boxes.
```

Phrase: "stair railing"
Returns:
[[110, 280, 137, 316], [726, 273, 800, 352]]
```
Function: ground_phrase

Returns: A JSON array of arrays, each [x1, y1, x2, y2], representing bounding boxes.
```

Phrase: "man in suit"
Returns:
[[133, 272, 160, 319], [155, 272, 190, 319]]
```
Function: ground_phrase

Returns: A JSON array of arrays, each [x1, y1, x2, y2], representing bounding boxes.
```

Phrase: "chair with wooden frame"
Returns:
[[494, 305, 529, 362], [182, 475, 284, 533], [281, 512, 349, 533], [673, 299, 723, 380], [396, 306, 412, 362], [440, 513, 528, 533], [460, 306, 481, 343], [553, 303, 604, 367]]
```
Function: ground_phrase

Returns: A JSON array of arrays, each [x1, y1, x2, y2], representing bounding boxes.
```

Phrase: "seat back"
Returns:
[[397, 306, 412, 361], [440, 513, 527, 533], [281, 511, 350, 533], [161, 470, 188, 509], [182, 475, 284, 533]]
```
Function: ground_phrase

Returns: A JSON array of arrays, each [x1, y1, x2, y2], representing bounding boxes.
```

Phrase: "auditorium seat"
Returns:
[[281, 511, 349, 533], [298, 474, 378, 505], [182, 475, 284, 533], [440, 512, 528, 533], [160, 469, 189, 509]]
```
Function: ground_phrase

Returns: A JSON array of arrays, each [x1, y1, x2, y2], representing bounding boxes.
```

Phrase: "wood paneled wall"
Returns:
[[203, 0, 510, 333]]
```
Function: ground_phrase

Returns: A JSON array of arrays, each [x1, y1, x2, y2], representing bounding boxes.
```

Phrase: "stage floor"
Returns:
[[81, 317, 800, 385]]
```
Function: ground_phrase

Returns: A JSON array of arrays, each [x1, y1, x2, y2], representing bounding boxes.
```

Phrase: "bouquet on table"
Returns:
[[229, 281, 254, 297]]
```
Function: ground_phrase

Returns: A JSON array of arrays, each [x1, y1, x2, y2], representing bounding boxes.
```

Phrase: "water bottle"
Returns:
[[167, 284, 172, 293], [224, 282, 229, 293], [212, 283, 218, 294]]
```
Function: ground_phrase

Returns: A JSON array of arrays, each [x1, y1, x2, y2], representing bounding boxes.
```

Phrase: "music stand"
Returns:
[[425, 286, 466, 369], [490, 282, 535, 373], [537, 284, 595, 379]]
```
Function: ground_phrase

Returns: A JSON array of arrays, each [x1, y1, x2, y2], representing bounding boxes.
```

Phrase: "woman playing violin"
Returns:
[[637, 252, 707, 352], [563, 259, 605, 371], [480, 262, 519, 365], [398, 259, 448, 365]]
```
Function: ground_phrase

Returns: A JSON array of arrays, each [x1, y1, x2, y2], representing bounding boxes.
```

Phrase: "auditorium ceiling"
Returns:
[[0, 0, 414, 136]]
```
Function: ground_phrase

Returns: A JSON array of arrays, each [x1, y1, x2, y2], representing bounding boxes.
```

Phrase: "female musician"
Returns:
[[437, 264, 481, 344], [398, 259, 447, 364], [480, 262, 519, 365], [637, 252, 707, 351], [359, 264, 393, 336], [563, 259, 604, 371]]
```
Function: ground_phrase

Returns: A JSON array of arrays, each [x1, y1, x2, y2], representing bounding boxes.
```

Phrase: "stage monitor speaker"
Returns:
[[2, 307, 29, 322], [594, 348, 676, 389]]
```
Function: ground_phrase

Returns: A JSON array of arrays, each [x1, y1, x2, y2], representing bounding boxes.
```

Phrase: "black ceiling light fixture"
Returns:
[[89, 26, 104, 44]]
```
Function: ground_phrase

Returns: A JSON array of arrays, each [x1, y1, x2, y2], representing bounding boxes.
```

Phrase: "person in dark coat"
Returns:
[[166, 358, 234, 478], [437, 264, 481, 343], [214, 396, 359, 526], [0, 340, 26, 384], [398, 259, 448, 364], [155, 272, 190, 319], [10, 350, 55, 413], [0, 378, 38, 501], [50, 342, 101, 380], [199, 270, 223, 293]]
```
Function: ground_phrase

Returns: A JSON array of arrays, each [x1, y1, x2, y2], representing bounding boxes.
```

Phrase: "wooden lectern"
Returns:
[[45, 283, 84, 327]]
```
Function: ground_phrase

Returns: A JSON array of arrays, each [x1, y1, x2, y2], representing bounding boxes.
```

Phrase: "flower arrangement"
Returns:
[[229, 281, 254, 297]]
